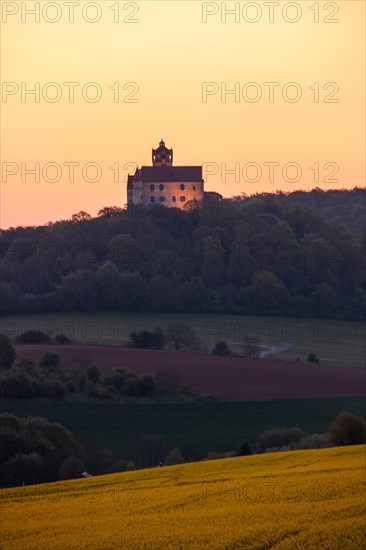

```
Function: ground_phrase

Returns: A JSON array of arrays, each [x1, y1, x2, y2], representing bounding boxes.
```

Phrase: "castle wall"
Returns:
[[141, 181, 204, 209]]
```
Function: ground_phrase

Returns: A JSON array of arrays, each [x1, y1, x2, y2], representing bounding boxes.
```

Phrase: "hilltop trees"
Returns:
[[0, 189, 365, 320]]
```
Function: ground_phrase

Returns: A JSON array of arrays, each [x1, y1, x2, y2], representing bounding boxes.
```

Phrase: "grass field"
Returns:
[[2, 397, 365, 457], [1, 445, 365, 549], [1, 311, 365, 368]]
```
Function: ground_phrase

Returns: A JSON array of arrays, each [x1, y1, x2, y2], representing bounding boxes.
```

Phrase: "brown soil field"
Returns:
[[14, 345, 366, 401]]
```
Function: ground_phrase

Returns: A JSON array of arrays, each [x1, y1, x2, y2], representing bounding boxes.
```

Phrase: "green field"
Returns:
[[2, 397, 365, 458], [1, 311, 365, 368]]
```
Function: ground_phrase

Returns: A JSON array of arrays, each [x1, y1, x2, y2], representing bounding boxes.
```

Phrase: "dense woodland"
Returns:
[[1, 188, 365, 320]]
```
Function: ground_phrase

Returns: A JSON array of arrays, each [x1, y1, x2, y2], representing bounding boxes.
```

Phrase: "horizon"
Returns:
[[1, 186, 364, 231]]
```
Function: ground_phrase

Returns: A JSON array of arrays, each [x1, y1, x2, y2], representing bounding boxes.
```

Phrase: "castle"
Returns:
[[127, 140, 204, 209]]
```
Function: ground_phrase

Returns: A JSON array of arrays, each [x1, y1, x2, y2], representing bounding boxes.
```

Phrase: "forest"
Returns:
[[1, 188, 365, 320]]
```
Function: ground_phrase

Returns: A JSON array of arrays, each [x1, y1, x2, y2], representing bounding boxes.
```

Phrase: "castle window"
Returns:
[[179, 196, 186, 202], [150, 196, 155, 203], [149, 184, 155, 191], [179, 184, 186, 191], [193, 185, 196, 191], [159, 184, 165, 191], [159, 196, 166, 202], [172, 196, 176, 202]]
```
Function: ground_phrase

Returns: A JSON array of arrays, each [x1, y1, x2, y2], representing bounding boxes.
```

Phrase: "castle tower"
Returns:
[[152, 139, 173, 166]]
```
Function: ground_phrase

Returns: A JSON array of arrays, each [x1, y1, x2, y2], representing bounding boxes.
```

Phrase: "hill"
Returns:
[[1, 445, 365, 549], [1, 189, 365, 321]]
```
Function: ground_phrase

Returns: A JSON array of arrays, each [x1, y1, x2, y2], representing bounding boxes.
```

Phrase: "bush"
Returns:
[[86, 365, 101, 384], [236, 441, 253, 456], [131, 435, 170, 467], [58, 455, 85, 480], [17, 358, 37, 373], [15, 330, 50, 344], [137, 374, 156, 396], [0, 452, 44, 485], [256, 427, 305, 453], [126, 460, 136, 471], [165, 447, 185, 465], [39, 351, 60, 369], [328, 412, 366, 446], [55, 334, 71, 344], [123, 377, 140, 396], [0, 334, 16, 369], [130, 327, 165, 349], [180, 442, 199, 462], [295, 433, 328, 450], [307, 353, 319, 363], [212, 341, 231, 356]]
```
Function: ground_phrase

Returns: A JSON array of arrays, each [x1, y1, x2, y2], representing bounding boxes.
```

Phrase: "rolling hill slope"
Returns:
[[1, 445, 365, 549]]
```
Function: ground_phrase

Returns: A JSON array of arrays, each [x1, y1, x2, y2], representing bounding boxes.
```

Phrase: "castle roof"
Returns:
[[140, 166, 202, 182]]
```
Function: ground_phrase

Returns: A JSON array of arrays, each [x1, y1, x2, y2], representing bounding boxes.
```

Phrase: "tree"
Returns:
[[328, 412, 366, 446], [130, 328, 165, 349], [131, 435, 170, 468], [236, 441, 252, 456], [39, 351, 60, 369], [125, 460, 136, 471], [71, 211, 91, 223], [137, 374, 156, 396], [98, 206, 123, 218], [165, 447, 185, 465], [58, 455, 85, 480], [15, 330, 50, 344], [86, 365, 101, 384], [57, 270, 99, 311], [256, 427, 305, 453], [0, 334, 16, 369], [165, 323, 198, 351], [180, 442, 199, 462], [212, 341, 231, 356]]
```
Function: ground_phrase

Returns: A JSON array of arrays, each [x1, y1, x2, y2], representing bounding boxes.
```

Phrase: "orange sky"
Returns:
[[1, 1, 365, 228]]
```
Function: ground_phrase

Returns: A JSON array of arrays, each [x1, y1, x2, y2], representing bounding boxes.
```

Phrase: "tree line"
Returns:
[[1, 189, 365, 320], [1, 411, 365, 487]]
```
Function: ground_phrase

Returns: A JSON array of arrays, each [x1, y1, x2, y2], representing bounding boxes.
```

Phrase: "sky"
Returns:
[[1, 0, 365, 228]]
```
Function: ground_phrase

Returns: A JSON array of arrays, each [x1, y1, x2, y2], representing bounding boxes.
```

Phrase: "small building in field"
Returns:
[[127, 140, 204, 209]]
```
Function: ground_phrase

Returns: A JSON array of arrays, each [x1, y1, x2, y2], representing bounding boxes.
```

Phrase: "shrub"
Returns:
[[17, 358, 37, 373], [130, 327, 165, 349], [126, 460, 136, 471], [131, 435, 170, 467], [86, 365, 101, 384], [165, 447, 185, 465], [328, 412, 366, 446], [212, 341, 231, 355], [165, 323, 197, 351], [137, 374, 156, 396], [58, 455, 85, 480], [256, 427, 305, 453], [15, 330, 50, 344], [237, 441, 253, 456], [180, 442, 199, 462], [0, 334, 16, 369], [295, 433, 328, 450], [39, 351, 60, 369], [55, 334, 71, 344], [1, 452, 44, 485], [307, 353, 319, 363]]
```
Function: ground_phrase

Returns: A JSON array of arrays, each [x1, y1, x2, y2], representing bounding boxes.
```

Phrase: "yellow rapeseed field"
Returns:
[[1, 445, 365, 549]]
